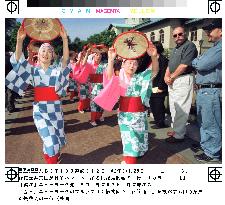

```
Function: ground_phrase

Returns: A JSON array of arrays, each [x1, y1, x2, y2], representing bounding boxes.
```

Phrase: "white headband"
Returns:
[[38, 43, 54, 58]]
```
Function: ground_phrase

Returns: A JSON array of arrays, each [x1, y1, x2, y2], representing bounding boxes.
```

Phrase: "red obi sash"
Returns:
[[89, 74, 103, 83], [119, 96, 145, 112], [34, 87, 59, 102]]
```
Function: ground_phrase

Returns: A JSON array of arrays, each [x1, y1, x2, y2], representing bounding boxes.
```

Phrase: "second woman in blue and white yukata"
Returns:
[[5, 25, 70, 164]]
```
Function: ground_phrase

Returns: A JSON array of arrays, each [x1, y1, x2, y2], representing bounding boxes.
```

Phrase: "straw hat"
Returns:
[[22, 18, 62, 41], [113, 31, 149, 59], [91, 44, 108, 53]]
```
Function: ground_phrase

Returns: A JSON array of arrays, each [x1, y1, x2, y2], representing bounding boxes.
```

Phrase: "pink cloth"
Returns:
[[118, 68, 130, 96], [103, 70, 111, 87], [72, 62, 100, 84], [72, 63, 92, 84], [93, 75, 120, 111], [93, 68, 131, 111]]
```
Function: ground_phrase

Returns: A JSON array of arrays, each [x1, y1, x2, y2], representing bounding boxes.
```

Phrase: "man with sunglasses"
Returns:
[[192, 19, 222, 162], [164, 26, 198, 143]]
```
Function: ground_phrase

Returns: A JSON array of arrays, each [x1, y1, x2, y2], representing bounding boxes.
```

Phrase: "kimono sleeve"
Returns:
[[93, 76, 120, 111], [103, 64, 113, 87], [140, 68, 152, 107], [5, 53, 32, 96], [73, 63, 92, 84], [55, 66, 71, 97]]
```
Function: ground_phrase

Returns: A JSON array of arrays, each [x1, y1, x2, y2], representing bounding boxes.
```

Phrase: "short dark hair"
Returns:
[[69, 51, 75, 58], [153, 41, 164, 54], [136, 52, 152, 74], [101, 52, 108, 63], [173, 26, 185, 31], [202, 18, 222, 31], [113, 58, 122, 71]]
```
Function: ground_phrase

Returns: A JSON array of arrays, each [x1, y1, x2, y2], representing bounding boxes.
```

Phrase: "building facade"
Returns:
[[108, 18, 150, 35], [108, 18, 214, 55], [134, 18, 214, 55]]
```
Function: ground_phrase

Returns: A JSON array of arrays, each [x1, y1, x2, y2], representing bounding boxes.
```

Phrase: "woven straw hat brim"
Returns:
[[23, 18, 61, 42], [113, 31, 148, 59]]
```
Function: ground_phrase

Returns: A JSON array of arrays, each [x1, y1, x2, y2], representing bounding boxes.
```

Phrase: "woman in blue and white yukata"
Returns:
[[5, 25, 70, 164]]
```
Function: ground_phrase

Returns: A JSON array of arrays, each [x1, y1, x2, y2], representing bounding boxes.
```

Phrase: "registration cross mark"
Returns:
[[208, 167, 222, 182], [208, 0, 222, 14], [5, 0, 19, 14]]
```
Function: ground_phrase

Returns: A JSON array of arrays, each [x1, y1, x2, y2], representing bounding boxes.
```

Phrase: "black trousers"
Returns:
[[5, 87, 16, 111], [150, 96, 166, 126]]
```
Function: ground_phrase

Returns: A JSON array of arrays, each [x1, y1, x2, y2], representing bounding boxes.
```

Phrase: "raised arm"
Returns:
[[59, 26, 69, 68], [106, 47, 117, 80], [146, 41, 159, 78], [16, 26, 26, 62], [81, 48, 92, 66]]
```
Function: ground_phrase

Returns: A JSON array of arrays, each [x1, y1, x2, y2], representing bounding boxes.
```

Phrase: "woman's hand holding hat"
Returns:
[[108, 47, 117, 62], [17, 26, 26, 42]]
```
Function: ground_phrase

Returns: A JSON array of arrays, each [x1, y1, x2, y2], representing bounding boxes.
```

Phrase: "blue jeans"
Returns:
[[196, 88, 222, 159]]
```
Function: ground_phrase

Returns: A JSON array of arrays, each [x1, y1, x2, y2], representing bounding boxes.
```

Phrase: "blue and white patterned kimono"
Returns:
[[5, 53, 70, 157]]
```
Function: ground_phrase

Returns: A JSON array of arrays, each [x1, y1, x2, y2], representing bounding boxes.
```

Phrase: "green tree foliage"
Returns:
[[69, 37, 86, 52], [5, 19, 31, 56], [67, 30, 116, 53], [5, 18, 17, 51], [86, 30, 116, 47], [51, 36, 68, 56], [68, 30, 117, 53], [51, 37, 62, 56], [163, 48, 171, 59]]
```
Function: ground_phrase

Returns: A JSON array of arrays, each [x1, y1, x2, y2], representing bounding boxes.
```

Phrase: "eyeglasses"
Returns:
[[173, 33, 184, 38]]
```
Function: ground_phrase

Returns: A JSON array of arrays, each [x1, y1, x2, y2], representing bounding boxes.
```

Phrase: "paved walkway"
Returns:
[[5, 88, 221, 164]]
